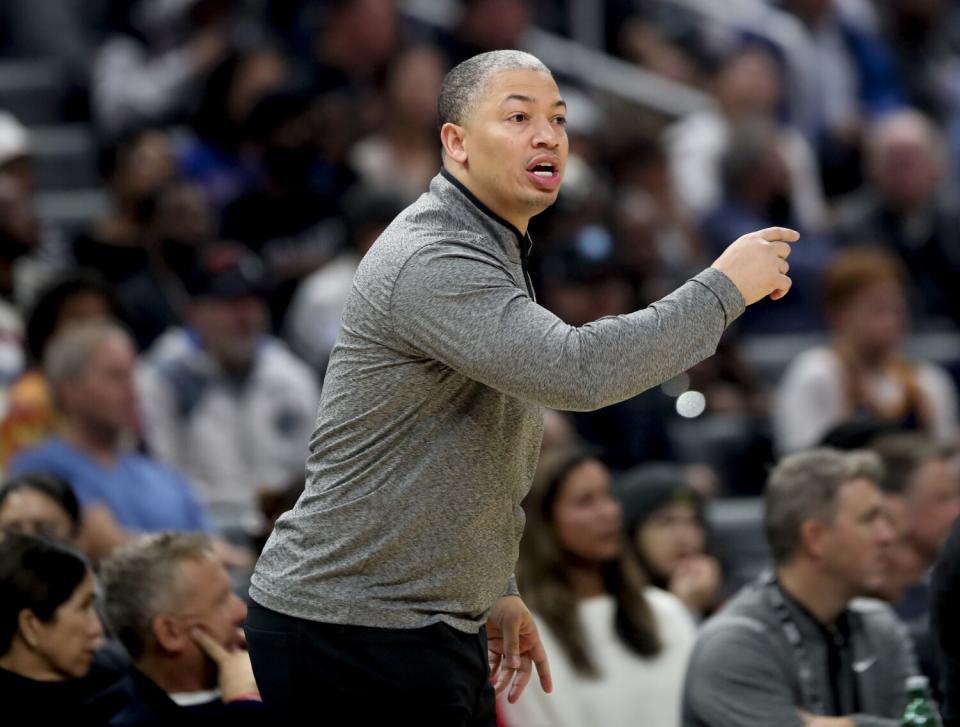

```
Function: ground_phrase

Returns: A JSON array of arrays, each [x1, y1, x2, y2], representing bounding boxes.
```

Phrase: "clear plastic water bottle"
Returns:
[[902, 675, 943, 726]]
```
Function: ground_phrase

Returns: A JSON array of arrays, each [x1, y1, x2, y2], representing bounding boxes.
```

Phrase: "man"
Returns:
[[248, 49, 797, 724], [683, 448, 917, 727], [932, 513, 960, 726], [137, 243, 319, 538], [834, 109, 960, 325], [100, 532, 267, 726], [10, 322, 212, 560], [871, 434, 959, 687]]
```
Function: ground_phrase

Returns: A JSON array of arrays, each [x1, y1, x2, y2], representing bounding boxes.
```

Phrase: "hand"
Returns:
[[711, 227, 799, 305], [798, 710, 856, 727], [485, 595, 552, 704], [191, 627, 260, 702], [669, 555, 721, 614]]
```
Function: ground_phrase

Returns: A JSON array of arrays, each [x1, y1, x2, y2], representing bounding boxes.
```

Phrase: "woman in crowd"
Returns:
[[501, 449, 696, 727], [773, 247, 958, 453], [0, 533, 116, 723], [618, 463, 722, 620], [0, 472, 80, 544]]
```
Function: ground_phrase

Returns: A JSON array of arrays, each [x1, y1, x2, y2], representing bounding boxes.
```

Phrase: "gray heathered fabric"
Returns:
[[249, 170, 745, 633]]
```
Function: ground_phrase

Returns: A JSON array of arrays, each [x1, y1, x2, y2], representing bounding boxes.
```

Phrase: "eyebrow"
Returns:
[[500, 94, 567, 109]]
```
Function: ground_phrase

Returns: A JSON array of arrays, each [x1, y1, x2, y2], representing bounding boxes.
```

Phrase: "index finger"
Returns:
[[191, 627, 227, 663], [758, 227, 800, 243]]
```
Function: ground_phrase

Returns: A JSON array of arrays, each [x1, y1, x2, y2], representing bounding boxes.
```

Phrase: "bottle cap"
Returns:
[[907, 675, 929, 691]]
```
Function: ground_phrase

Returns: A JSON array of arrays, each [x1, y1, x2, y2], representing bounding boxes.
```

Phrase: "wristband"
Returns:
[[228, 692, 262, 703]]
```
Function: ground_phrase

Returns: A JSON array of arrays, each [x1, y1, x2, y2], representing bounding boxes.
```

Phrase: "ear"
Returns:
[[18, 609, 43, 649], [799, 518, 829, 560], [151, 614, 188, 654], [440, 122, 468, 164]]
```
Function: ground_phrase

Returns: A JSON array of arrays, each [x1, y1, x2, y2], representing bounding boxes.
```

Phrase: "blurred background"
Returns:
[[0, 0, 960, 629]]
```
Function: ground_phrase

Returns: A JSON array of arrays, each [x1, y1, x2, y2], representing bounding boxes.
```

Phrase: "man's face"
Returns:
[[905, 457, 960, 560], [191, 296, 267, 373], [63, 334, 139, 434], [875, 493, 927, 602], [817, 477, 896, 596], [453, 68, 568, 229], [171, 555, 247, 686]]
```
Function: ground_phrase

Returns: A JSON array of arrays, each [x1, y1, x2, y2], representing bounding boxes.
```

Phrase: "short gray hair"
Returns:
[[99, 532, 215, 659], [764, 448, 884, 563], [43, 321, 131, 387], [438, 50, 552, 128]]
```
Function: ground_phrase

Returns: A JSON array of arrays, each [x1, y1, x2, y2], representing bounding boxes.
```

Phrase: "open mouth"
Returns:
[[525, 158, 562, 189], [529, 162, 556, 177]]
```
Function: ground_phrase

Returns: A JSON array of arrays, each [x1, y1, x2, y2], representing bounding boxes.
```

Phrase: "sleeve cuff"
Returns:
[[504, 575, 520, 598], [696, 267, 746, 327]]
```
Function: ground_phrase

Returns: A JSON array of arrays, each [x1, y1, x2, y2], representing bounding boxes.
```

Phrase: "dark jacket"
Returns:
[[683, 574, 918, 726], [109, 668, 269, 727]]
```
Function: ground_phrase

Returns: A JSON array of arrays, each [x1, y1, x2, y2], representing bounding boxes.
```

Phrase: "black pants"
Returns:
[[244, 600, 496, 726]]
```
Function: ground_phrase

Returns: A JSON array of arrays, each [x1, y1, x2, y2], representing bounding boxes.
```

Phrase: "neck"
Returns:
[[442, 163, 530, 234], [60, 419, 121, 465], [0, 641, 65, 682], [137, 655, 209, 695], [776, 560, 851, 625], [566, 562, 607, 599]]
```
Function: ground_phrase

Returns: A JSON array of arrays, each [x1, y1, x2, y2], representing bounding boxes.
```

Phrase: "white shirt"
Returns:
[[500, 588, 696, 727], [137, 328, 320, 533], [773, 345, 959, 454]]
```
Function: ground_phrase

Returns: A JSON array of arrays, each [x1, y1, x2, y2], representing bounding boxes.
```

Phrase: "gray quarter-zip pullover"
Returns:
[[250, 170, 745, 632]]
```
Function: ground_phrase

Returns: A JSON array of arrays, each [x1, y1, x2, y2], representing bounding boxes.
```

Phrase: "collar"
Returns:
[[774, 576, 853, 642], [438, 168, 533, 262], [169, 688, 223, 707]]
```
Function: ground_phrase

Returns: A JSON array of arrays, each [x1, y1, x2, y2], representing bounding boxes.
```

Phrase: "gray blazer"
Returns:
[[683, 574, 918, 727]]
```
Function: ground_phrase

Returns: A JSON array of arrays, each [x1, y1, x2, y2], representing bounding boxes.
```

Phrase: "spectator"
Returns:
[[538, 225, 677, 470], [0, 533, 117, 724], [0, 271, 124, 471], [665, 42, 829, 233], [10, 322, 213, 560], [92, 0, 234, 136], [0, 472, 80, 544], [833, 109, 960, 326], [74, 127, 177, 286], [284, 188, 404, 375], [0, 112, 71, 309], [0, 111, 34, 194], [870, 433, 960, 697], [931, 508, 960, 726], [781, 0, 906, 197], [700, 118, 832, 333], [349, 45, 445, 204], [220, 88, 350, 326], [878, 0, 960, 122], [179, 45, 288, 210], [618, 464, 722, 620], [138, 244, 319, 537], [442, 0, 531, 67], [118, 179, 218, 349], [100, 532, 267, 726], [773, 248, 958, 453], [502, 449, 696, 727], [309, 0, 400, 94], [683, 447, 915, 726]]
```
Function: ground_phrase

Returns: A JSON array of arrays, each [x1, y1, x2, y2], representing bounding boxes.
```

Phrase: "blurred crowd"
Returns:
[[1, 0, 960, 725]]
